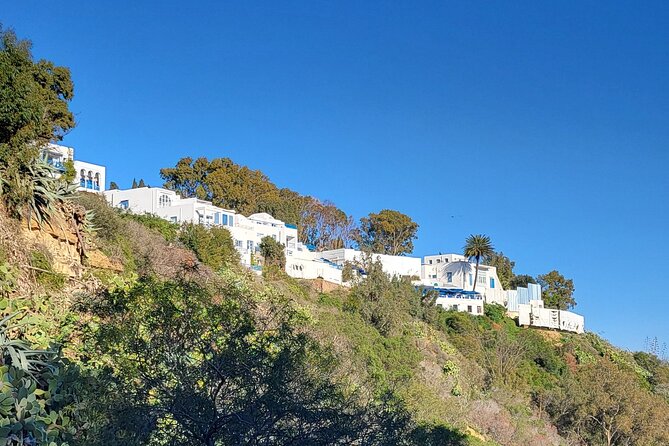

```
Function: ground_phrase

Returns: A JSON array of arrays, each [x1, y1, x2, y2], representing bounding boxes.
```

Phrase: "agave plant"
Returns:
[[0, 312, 55, 375], [1, 157, 77, 226]]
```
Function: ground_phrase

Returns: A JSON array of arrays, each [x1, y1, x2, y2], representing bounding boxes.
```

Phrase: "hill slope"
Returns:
[[1, 193, 668, 445]]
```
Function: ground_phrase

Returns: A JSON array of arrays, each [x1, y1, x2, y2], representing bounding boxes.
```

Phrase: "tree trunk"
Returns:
[[472, 255, 479, 292]]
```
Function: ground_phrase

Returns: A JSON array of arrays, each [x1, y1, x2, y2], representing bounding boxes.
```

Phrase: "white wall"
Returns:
[[75, 160, 106, 192], [518, 300, 585, 334], [319, 249, 422, 279], [435, 296, 484, 315], [41, 143, 106, 192]]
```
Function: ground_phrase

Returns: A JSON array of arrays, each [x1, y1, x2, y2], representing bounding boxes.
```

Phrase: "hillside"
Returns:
[[2, 24, 669, 445], [1, 190, 668, 445]]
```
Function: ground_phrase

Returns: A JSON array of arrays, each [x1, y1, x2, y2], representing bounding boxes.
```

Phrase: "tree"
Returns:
[[546, 360, 669, 446], [138, 178, 146, 187], [357, 209, 418, 255], [0, 25, 75, 218], [537, 270, 575, 310], [160, 157, 355, 250], [484, 251, 515, 290], [131, 178, 138, 188], [299, 198, 357, 251], [508, 274, 536, 290], [81, 276, 425, 445], [463, 234, 494, 292], [109, 181, 119, 190], [0, 25, 74, 167], [259, 235, 286, 270]]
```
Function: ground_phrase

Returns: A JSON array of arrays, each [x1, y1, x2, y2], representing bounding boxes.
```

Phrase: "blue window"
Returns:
[[490, 278, 495, 288], [214, 213, 220, 224], [469, 274, 473, 285], [446, 272, 453, 282], [229, 215, 234, 226], [222, 214, 228, 225], [119, 200, 129, 210]]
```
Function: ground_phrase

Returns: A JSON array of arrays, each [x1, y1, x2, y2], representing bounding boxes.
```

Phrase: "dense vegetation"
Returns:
[[2, 24, 669, 446]]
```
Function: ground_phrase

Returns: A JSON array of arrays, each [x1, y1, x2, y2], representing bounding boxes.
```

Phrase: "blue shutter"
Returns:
[[469, 274, 473, 285], [490, 278, 495, 288]]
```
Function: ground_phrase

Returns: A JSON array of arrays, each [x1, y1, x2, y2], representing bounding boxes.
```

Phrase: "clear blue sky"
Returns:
[[4, 1, 668, 352]]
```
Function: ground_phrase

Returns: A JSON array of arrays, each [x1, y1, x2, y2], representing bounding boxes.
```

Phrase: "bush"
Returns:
[[124, 213, 178, 242], [29, 249, 65, 291], [259, 236, 286, 269], [0, 313, 81, 445], [484, 303, 507, 323], [178, 223, 238, 270]]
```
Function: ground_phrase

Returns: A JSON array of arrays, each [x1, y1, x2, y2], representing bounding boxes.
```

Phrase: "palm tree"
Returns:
[[463, 234, 494, 292]]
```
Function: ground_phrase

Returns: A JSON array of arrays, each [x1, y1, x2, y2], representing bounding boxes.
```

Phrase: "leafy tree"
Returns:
[[160, 157, 280, 217], [80, 276, 427, 445], [160, 157, 355, 250], [259, 236, 286, 270], [508, 274, 536, 290], [0, 25, 75, 219], [537, 270, 576, 310], [463, 234, 494, 292], [0, 25, 74, 170], [109, 181, 119, 190], [131, 178, 138, 189], [546, 360, 669, 446], [484, 251, 514, 290], [357, 209, 418, 255], [299, 198, 356, 251], [137, 179, 146, 187]]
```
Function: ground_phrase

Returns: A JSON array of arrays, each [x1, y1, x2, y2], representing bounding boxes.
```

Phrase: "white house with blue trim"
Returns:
[[103, 187, 300, 267], [421, 253, 506, 305], [42, 143, 106, 193]]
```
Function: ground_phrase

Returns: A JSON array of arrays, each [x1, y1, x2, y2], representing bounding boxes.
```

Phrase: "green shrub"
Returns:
[[124, 213, 178, 242], [178, 223, 239, 270], [259, 236, 286, 269], [484, 303, 507, 323], [0, 313, 81, 445], [29, 250, 65, 291]]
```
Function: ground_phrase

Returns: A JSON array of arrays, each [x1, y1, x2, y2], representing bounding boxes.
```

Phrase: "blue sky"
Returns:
[[4, 1, 668, 352]]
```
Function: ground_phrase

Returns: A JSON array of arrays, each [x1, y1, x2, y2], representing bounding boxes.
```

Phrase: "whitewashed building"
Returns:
[[285, 244, 345, 284], [42, 143, 106, 192], [424, 287, 485, 315], [103, 187, 302, 268], [518, 299, 585, 334], [421, 253, 506, 305], [319, 248, 422, 280]]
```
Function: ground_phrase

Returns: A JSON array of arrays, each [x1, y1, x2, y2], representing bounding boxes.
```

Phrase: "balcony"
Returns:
[[47, 159, 66, 172], [79, 179, 100, 190]]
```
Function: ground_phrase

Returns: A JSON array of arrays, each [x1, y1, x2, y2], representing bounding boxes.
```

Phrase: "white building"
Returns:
[[230, 212, 298, 266], [518, 299, 585, 334], [424, 287, 485, 315], [285, 244, 345, 284], [318, 248, 422, 280], [103, 187, 302, 268], [421, 253, 506, 305], [42, 143, 106, 192]]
